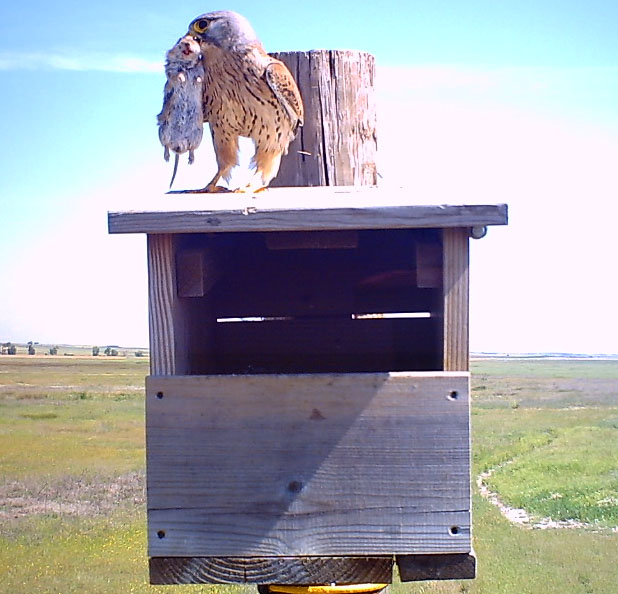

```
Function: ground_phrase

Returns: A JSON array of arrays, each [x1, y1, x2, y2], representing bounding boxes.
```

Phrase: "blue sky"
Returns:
[[1, 1, 617, 353]]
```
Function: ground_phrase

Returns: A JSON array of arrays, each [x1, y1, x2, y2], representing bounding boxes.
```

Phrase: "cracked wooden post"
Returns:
[[271, 50, 378, 187]]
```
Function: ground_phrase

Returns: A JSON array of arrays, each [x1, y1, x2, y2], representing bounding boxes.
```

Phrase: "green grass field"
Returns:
[[1, 355, 616, 593]]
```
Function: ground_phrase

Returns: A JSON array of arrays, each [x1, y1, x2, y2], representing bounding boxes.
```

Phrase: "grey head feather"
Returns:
[[189, 11, 259, 51]]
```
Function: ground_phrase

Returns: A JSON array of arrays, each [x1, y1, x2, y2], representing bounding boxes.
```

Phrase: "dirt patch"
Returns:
[[0, 471, 145, 520]]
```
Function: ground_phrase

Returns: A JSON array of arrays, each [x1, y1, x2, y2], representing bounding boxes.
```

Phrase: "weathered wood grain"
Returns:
[[442, 228, 470, 371], [396, 553, 476, 581], [107, 190, 508, 234], [150, 556, 394, 585], [147, 234, 189, 375], [146, 372, 471, 557], [271, 50, 377, 187]]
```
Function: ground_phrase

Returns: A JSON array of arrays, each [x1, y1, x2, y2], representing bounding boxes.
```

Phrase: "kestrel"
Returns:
[[187, 10, 304, 193]]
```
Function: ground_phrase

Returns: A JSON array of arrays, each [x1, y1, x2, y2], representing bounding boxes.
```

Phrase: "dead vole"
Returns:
[[157, 35, 204, 188]]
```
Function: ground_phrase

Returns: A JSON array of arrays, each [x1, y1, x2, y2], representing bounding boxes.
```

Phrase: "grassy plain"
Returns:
[[0, 355, 616, 593]]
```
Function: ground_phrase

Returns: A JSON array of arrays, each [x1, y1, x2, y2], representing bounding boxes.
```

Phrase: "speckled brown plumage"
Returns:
[[187, 11, 303, 192]]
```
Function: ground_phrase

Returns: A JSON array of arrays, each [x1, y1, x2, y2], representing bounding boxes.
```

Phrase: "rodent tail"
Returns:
[[169, 153, 180, 189]]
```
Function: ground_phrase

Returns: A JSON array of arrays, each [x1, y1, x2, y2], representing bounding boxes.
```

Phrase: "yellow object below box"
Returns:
[[268, 585, 388, 594]]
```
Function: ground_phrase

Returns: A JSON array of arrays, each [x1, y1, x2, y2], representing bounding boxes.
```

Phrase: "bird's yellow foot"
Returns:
[[232, 184, 268, 194]]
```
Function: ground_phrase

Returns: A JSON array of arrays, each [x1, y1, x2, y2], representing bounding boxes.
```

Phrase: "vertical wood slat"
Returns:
[[442, 228, 470, 371], [271, 50, 377, 187], [147, 234, 187, 375]]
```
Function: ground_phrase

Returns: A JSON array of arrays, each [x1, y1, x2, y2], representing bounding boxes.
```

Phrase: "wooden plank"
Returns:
[[150, 556, 394, 585], [442, 228, 469, 372], [145, 372, 471, 557], [208, 317, 441, 374], [107, 190, 508, 234], [176, 247, 220, 297], [176, 249, 205, 297], [416, 243, 442, 289], [396, 553, 476, 581], [147, 234, 189, 375]]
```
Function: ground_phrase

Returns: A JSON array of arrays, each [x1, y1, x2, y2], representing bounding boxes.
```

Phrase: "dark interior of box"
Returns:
[[176, 228, 444, 374]]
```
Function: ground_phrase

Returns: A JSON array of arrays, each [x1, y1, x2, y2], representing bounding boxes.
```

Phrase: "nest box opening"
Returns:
[[174, 228, 445, 375]]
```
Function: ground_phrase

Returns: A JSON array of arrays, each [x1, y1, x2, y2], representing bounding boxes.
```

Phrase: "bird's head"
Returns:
[[188, 11, 259, 51]]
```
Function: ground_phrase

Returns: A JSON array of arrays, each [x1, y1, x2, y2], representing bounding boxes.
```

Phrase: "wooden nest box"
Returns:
[[108, 50, 508, 587]]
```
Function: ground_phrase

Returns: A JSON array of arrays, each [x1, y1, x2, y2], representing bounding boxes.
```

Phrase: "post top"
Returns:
[[108, 186, 508, 235]]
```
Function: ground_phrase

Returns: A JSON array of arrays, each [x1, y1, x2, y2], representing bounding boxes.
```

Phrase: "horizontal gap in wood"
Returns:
[[215, 313, 433, 322], [208, 287, 440, 320], [149, 556, 394, 585]]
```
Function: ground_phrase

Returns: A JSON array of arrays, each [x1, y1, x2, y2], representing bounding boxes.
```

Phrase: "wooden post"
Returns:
[[271, 50, 378, 187]]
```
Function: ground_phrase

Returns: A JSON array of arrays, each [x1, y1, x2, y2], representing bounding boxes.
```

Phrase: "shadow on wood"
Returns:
[[146, 373, 470, 558]]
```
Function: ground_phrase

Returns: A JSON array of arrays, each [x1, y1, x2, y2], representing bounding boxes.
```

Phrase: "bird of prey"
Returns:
[[187, 10, 304, 192]]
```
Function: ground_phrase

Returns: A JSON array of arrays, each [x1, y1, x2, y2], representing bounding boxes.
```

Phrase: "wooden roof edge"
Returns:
[[108, 193, 508, 234]]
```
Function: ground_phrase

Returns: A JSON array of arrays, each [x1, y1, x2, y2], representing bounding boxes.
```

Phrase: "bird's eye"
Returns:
[[193, 19, 209, 33]]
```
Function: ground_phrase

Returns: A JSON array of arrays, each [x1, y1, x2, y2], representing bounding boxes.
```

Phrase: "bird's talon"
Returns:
[[207, 185, 233, 193], [166, 185, 231, 194]]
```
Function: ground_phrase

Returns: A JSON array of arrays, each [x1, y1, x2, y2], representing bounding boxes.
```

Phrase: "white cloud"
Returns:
[[0, 51, 163, 73]]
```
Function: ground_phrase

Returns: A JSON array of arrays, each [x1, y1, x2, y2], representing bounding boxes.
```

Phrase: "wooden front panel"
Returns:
[[146, 372, 470, 558]]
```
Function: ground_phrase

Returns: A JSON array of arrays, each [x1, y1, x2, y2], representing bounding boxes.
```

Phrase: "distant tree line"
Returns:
[[1, 342, 147, 357], [1, 342, 57, 355]]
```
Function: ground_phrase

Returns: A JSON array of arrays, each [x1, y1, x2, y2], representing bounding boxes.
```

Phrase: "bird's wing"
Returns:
[[264, 59, 304, 131]]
